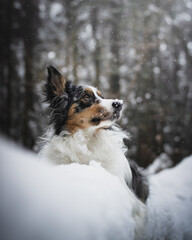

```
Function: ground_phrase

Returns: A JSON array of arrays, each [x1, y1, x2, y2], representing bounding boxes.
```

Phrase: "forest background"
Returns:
[[0, 0, 192, 167]]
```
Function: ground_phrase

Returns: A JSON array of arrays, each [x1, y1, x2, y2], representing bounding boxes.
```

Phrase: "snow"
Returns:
[[147, 153, 173, 174], [50, 3, 63, 19], [0, 138, 135, 240], [0, 138, 192, 240], [48, 51, 56, 59], [146, 155, 192, 239]]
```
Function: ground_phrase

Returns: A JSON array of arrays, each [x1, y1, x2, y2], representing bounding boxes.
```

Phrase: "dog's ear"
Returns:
[[44, 66, 67, 102]]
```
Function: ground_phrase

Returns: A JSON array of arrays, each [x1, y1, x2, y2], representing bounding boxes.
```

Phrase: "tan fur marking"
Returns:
[[52, 75, 66, 96], [68, 103, 78, 115], [97, 90, 102, 98], [84, 87, 94, 95], [66, 104, 110, 134]]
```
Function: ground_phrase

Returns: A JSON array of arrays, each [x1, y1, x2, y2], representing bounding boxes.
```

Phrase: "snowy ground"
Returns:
[[146, 155, 192, 239], [0, 137, 192, 240]]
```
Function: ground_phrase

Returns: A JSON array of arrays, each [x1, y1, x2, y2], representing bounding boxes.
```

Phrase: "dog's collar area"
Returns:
[[96, 126, 111, 132], [58, 125, 114, 138], [59, 130, 70, 137]]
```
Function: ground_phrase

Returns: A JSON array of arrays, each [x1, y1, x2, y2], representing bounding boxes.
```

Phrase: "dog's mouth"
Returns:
[[110, 110, 121, 121], [91, 109, 121, 124]]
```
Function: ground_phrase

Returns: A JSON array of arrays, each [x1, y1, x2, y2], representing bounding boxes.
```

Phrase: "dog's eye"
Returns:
[[83, 94, 90, 100]]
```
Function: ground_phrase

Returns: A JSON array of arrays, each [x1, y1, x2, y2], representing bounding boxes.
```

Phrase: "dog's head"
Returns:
[[44, 66, 123, 134]]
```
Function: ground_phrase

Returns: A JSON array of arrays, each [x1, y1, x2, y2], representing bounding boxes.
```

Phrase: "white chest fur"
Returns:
[[39, 127, 132, 186]]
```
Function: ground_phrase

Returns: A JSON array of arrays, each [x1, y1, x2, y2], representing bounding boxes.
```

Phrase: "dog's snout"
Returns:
[[112, 101, 123, 110]]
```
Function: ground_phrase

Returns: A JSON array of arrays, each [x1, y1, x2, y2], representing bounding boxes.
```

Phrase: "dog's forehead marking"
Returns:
[[86, 86, 101, 99]]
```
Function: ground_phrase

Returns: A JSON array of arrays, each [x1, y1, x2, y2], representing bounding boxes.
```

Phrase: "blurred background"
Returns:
[[0, 0, 192, 169]]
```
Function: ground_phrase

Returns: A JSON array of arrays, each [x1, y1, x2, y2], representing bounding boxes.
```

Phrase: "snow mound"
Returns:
[[146, 155, 192, 239], [0, 138, 135, 240], [0, 138, 192, 240], [147, 153, 173, 174]]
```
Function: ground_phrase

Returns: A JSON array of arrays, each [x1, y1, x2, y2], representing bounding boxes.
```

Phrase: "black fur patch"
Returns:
[[74, 90, 97, 113], [44, 77, 84, 135], [128, 160, 149, 203]]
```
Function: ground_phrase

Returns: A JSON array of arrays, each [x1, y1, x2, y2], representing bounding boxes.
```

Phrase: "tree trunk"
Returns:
[[65, 0, 78, 84], [110, 2, 121, 96], [5, 0, 14, 135], [91, 6, 101, 88], [22, 1, 36, 148]]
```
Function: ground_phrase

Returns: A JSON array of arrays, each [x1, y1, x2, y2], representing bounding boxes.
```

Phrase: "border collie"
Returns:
[[39, 66, 149, 204]]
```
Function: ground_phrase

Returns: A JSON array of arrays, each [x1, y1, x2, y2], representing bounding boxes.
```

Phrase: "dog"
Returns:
[[39, 66, 149, 204]]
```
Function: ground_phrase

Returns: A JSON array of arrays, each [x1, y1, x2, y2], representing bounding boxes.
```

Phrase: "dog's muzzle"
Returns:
[[111, 100, 123, 120]]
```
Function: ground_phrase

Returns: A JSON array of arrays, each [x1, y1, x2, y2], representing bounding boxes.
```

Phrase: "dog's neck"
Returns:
[[39, 126, 132, 186]]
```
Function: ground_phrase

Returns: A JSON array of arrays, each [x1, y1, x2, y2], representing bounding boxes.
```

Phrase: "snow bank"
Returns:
[[0, 138, 192, 240], [147, 153, 173, 175], [146, 155, 192, 239], [0, 138, 136, 240]]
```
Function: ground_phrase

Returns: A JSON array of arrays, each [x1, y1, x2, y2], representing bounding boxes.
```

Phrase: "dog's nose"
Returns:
[[112, 100, 123, 110]]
